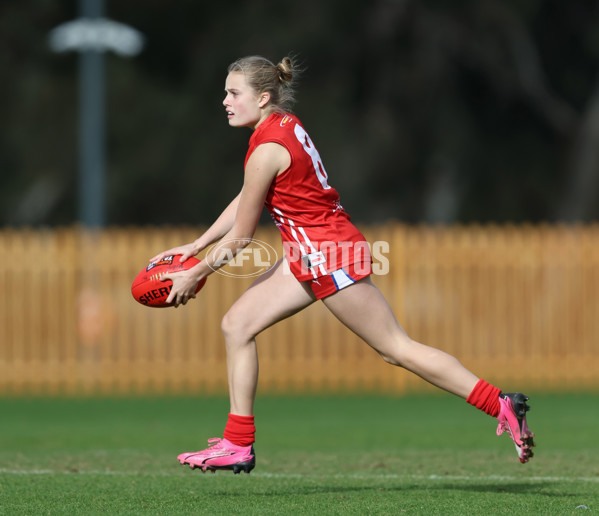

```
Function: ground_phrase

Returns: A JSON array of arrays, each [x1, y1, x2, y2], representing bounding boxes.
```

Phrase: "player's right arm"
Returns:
[[149, 192, 241, 263]]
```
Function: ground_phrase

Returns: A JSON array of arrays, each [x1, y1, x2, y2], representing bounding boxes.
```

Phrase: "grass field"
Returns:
[[0, 393, 597, 514]]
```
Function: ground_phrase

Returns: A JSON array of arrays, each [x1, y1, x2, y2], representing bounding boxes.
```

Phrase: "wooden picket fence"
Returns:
[[1, 223, 598, 396]]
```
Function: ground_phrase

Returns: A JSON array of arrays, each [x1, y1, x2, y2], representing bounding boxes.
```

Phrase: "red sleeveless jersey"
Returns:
[[245, 112, 370, 281]]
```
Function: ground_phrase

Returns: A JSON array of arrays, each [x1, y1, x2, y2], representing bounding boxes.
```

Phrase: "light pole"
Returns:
[[49, 0, 144, 227]]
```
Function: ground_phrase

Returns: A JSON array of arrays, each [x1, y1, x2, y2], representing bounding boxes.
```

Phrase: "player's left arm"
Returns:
[[163, 142, 290, 306], [230, 142, 289, 234]]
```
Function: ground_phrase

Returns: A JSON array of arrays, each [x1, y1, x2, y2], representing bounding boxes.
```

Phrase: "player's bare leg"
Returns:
[[321, 276, 479, 398], [322, 275, 535, 463], [179, 258, 315, 472], [220, 257, 315, 415]]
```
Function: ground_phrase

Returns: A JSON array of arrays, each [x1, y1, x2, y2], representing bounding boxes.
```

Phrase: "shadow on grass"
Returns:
[[205, 481, 560, 497], [428, 481, 564, 496]]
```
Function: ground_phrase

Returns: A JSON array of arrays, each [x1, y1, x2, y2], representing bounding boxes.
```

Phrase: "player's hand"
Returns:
[[149, 242, 198, 264], [161, 267, 201, 307]]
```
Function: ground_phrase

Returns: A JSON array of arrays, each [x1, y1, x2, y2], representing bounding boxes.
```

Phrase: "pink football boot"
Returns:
[[178, 438, 255, 474], [496, 393, 535, 463]]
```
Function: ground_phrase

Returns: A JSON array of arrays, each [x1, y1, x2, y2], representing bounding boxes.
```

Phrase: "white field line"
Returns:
[[0, 468, 597, 483]]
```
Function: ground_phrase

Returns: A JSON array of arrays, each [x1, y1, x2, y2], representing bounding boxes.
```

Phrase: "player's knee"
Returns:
[[376, 336, 415, 367], [220, 310, 239, 339], [221, 309, 254, 342], [378, 351, 403, 367]]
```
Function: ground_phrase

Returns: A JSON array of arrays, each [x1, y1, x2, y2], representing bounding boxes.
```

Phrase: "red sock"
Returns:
[[223, 413, 256, 446], [466, 379, 502, 417]]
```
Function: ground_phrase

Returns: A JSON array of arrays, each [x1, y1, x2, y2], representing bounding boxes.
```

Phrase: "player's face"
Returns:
[[223, 72, 267, 129]]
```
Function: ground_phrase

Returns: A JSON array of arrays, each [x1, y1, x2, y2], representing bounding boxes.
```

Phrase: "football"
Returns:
[[131, 254, 206, 307]]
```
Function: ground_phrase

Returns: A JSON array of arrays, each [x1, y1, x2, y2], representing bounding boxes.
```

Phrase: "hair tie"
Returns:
[[275, 65, 285, 82]]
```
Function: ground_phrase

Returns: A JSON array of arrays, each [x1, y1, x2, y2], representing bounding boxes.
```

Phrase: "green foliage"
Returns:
[[0, 394, 598, 514]]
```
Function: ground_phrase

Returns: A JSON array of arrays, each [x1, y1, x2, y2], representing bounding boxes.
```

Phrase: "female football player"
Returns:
[[150, 56, 534, 473]]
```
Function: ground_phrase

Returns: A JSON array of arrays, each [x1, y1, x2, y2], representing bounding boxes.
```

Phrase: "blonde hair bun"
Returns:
[[276, 57, 293, 83], [228, 55, 300, 113]]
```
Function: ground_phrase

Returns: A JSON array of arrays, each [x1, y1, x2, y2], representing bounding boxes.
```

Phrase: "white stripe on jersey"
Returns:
[[273, 207, 309, 257], [273, 207, 327, 278], [296, 225, 327, 276]]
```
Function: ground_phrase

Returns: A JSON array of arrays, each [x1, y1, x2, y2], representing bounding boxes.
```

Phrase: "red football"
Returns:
[[131, 254, 206, 307]]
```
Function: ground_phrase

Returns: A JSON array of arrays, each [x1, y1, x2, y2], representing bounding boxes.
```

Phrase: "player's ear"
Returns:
[[258, 92, 270, 108]]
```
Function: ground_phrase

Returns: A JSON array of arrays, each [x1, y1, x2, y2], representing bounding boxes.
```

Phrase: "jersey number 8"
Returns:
[[294, 124, 331, 190]]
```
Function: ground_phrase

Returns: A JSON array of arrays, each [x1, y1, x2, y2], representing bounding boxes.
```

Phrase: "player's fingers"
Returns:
[[165, 289, 179, 306], [149, 249, 179, 263], [179, 250, 196, 263], [162, 275, 178, 305], [174, 290, 194, 306]]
